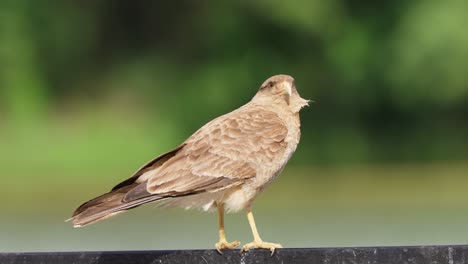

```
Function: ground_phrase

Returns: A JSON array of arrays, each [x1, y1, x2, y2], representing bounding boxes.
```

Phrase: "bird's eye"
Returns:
[[260, 81, 275, 90]]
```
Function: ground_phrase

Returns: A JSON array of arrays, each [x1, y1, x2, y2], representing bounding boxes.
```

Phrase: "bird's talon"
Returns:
[[240, 244, 251, 253], [215, 240, 241, 254], [241, 241, 282, 255]]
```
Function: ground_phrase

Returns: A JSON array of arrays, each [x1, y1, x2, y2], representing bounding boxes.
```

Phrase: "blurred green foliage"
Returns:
[[1, 1, 468, 170], [2, 1, 468, 251]]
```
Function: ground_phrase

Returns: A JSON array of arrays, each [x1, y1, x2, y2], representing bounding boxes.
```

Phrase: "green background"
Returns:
[[1, 1, 468, 251]]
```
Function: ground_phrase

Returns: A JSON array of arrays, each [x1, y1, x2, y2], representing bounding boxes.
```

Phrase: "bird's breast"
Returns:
[[255, 114, 301, 189]]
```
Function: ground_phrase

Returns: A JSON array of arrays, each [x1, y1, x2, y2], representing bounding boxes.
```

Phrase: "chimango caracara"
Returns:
[[70, 74, 309, 254]]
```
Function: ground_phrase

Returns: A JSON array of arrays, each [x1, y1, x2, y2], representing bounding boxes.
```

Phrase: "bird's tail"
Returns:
[[68, 184, 162, 227]]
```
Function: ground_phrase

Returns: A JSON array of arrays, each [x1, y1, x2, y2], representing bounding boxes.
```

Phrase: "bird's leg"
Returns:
[[215, 203, 240, 253], [241, 206, 283, 255]]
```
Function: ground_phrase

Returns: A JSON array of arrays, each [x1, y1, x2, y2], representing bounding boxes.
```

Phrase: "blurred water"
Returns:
[[2, 164, 468, 252], [3, 196, 468, 251]]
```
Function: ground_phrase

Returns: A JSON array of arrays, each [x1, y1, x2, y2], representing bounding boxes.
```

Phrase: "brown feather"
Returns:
[[111, 144, 185, 191], [70, 145, 185, 226], [145, 109, 287, 194]]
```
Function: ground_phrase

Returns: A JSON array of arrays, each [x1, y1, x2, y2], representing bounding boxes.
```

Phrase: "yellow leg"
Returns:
[[215, 203, 240, 253], [241, 206, 283, 255]]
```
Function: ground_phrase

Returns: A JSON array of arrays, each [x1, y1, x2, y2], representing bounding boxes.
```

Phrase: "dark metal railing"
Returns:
[[1, 245, 465, 264]]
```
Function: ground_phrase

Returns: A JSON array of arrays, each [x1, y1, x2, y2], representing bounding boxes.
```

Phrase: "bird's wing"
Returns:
[[70, 108, 289, 226], [123, 108, 289, 202], [110, 144, 186, 191]]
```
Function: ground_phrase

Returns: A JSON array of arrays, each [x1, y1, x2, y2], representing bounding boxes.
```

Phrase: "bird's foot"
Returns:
[[215, 240, 241, 254], [241, 240, 283, 255]]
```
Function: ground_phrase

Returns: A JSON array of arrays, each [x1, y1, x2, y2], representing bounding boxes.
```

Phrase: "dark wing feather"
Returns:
[[111, 144, 185, 191], [70, 145, 185, 226]]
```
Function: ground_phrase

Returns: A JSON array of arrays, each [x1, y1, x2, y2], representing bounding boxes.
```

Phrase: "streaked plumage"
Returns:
[[70, 74, 309, 253]]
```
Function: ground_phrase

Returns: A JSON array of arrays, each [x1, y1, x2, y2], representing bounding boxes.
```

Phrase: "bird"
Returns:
[[69, 74, 309, 254]]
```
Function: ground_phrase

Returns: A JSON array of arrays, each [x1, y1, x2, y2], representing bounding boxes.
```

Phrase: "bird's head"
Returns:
[[253, 74, 310, 113]]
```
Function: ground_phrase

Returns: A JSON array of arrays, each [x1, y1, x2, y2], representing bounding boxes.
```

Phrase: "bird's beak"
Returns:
[[283, 82, 292, 97]]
